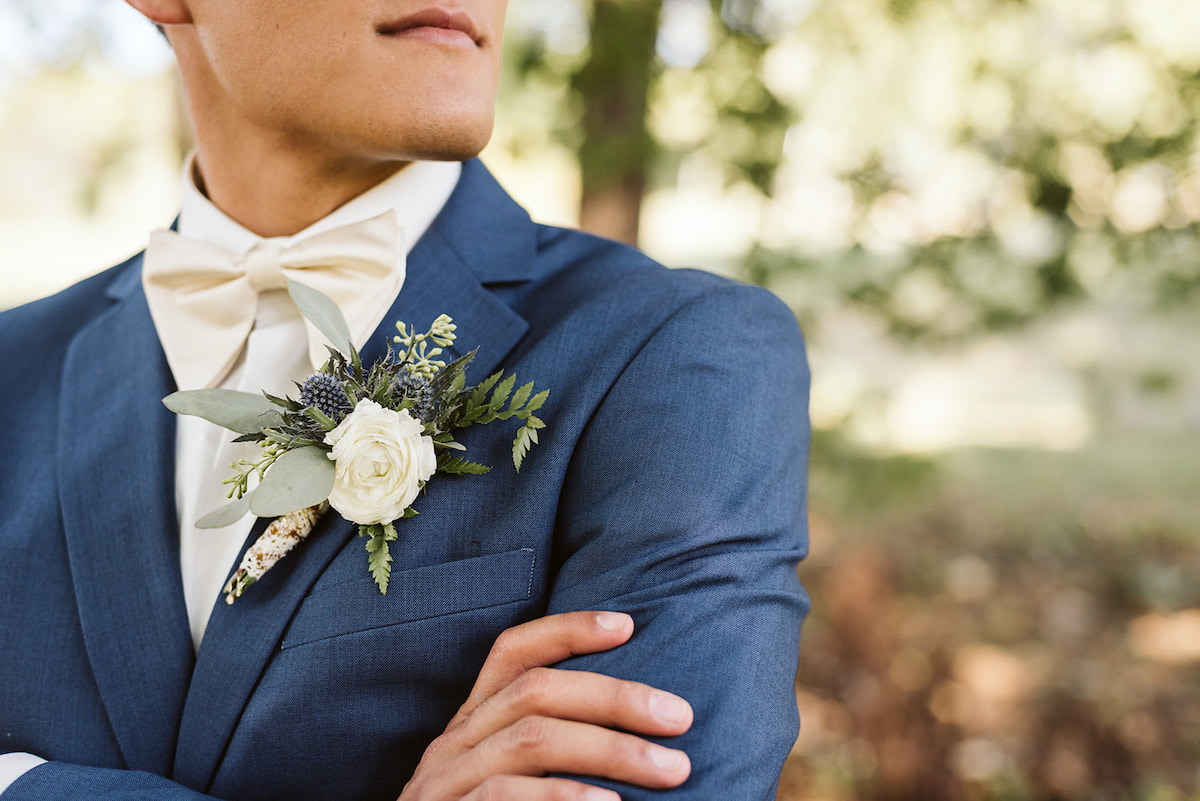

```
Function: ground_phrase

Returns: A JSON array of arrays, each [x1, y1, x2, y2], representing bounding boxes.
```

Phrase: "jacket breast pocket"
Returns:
[[281, 548, 537, 649]]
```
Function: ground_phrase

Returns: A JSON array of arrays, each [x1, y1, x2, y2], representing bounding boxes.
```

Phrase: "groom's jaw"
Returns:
[[151, 0, 508, 234]]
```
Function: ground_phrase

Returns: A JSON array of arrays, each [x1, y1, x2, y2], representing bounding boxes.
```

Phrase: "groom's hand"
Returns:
[[398, 611, 693, 800]]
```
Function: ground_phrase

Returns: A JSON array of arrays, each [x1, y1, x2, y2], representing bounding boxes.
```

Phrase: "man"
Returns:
[[0, 0, 811, 798]]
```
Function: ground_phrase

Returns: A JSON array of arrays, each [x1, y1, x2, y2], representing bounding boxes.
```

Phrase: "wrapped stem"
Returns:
[[223, 501, 329, 604]]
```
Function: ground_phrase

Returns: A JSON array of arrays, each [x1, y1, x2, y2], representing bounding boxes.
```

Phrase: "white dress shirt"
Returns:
[[0, 156, 462, 796]]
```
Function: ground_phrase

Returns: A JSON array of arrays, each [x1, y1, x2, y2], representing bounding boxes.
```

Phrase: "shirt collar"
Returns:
[[176, 151, 462, 257]]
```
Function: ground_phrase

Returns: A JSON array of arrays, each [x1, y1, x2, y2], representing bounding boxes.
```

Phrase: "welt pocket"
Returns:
[[281, 548, 536, 649]]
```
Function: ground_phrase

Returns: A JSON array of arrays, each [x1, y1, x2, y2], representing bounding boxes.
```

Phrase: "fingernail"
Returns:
[[596, 612, 628, 631], [650, 746, 685, 771], [650, 691, 690, 724]]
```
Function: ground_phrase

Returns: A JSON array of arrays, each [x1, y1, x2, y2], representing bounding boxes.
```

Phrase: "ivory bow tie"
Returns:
[[142, 210, 405, 391]]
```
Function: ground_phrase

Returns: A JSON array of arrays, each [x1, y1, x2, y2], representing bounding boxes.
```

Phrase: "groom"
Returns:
[[0, 1, 811, 799]]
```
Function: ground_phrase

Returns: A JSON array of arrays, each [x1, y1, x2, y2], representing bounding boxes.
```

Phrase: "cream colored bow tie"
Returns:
[[142, 210, 405, 391]]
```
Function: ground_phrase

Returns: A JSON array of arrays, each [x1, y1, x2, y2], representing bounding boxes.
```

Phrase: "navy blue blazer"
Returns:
[[0, 161, 810, 800]]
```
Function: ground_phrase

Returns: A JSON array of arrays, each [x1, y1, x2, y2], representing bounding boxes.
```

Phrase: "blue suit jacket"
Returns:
[[0, 161, 810, 800]]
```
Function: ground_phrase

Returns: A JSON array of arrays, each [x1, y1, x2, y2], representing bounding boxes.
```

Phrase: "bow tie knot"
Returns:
[[242, 243, 290, 293], [142, 210, 406, 391]]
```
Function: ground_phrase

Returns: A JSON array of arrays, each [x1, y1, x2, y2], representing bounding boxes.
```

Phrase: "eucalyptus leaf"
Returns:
[[287, 279, 354, 355], [196, 492, 253, 529], [164, 389, 280, 435], [250, 445, 335, 518]]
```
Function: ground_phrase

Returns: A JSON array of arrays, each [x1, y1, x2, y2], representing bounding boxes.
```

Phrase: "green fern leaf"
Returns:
[[441, 457, 493, 476], [487, 374, 517, 416], [524, 390, 550, 415], [363, 523, 398, 594], [466, 370, 504, 412], [512, 425, 539, 472], [508, 381, 534, 413]]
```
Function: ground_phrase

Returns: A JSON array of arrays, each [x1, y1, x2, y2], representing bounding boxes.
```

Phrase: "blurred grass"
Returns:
[[782, 431, 1200, 800]]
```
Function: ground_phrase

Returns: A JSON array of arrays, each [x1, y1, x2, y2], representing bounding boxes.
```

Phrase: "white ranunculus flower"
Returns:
[[323, 399, 437, 525]]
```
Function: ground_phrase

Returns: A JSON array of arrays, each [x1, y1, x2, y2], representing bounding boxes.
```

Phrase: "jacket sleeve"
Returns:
[[3, 762, 220, 800], [546, 282, 812, 799]]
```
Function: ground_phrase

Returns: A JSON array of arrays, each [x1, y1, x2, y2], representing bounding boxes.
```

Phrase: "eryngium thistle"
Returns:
[[300, 372, 352, 422], [391, 371, 437, 423]]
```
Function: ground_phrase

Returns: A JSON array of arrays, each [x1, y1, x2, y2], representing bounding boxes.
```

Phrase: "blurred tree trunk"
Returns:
[[574, 0, 663, 246]]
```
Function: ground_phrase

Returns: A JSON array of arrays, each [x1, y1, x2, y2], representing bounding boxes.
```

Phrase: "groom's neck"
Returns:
[[191, 142, 410, 238]]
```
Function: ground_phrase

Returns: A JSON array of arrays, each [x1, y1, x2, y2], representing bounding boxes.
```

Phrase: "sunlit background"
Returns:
[[2, 0, 1198, 798]]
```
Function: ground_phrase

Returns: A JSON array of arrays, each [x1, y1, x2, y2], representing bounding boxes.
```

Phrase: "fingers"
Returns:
[[460, 612, 634, 717], [402, 611, 694, 801], [461, 776, 620, 801], [458, 667, 692, 751], [449, 716, 691, 797]]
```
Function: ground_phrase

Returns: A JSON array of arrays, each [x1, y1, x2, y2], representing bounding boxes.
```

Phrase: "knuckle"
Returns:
[[512, 667, 555, 709], [618, 732, 656, 767], [423, 731, 452, 757], [507, 715, 553, 754], [547, 783, 584, 801], [612, 678, 650, 713], [474, 775, 510, 801], [635, 737, 658, 764], [489, 627, 519, 659]]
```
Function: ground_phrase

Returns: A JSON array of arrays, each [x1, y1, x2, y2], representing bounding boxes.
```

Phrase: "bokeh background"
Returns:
[[2, 0, 1198, 798]]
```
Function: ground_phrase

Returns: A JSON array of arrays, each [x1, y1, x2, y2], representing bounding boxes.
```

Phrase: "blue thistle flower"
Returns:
[[300, 372, 352, 422], [391, 371, 438, 423]]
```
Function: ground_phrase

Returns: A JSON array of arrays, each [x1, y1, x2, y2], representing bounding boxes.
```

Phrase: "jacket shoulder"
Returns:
[[0, 256, 140, 366], [527, 223, 797, 334]]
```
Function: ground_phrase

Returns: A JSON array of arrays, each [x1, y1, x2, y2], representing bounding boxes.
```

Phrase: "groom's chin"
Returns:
[[354, 105, 497, 165], [410, 114, 496, 163]]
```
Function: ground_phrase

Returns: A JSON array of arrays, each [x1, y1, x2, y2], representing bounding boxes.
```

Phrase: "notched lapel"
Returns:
[[56, 260, 194, 775], [360, 159, 537, 380], [358, 228, 530, 383]]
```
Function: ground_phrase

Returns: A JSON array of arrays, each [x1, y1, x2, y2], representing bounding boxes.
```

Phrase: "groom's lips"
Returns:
[[376, 7, 481, 46]]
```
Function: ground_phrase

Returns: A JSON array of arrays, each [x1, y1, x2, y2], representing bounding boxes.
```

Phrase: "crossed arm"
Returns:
[[399, 611, 693, 800], [5, 283, 809, 800], [4, 613, 689, 800], [407, 283, 811, 799]]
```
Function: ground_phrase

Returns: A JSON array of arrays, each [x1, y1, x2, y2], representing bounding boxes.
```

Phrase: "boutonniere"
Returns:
[[164, 280, 547, 602]]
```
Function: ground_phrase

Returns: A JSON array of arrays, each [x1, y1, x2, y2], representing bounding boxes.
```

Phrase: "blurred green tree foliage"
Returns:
[[500, 0, 1200, 342], [503, 0, 793, 242]]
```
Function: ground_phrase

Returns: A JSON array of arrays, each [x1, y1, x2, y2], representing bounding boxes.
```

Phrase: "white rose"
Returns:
[[323, 399, 437, 525]]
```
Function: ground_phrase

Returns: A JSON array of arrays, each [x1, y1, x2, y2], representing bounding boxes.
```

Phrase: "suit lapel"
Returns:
[[172, 508, 353, 790], [56, 256, 195, 775], [173, 160, 534, 791], [359, 159, 535, 376], [360, 222, 531, 377]]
